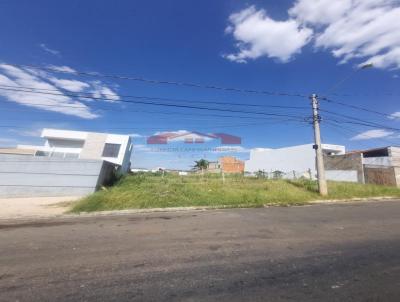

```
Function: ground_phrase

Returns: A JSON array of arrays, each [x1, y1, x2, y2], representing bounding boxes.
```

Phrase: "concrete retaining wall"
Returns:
[[0, 155, 115, 198]]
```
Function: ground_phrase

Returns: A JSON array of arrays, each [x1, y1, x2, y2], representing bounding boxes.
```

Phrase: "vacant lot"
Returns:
[[71, 173, 400, 212]]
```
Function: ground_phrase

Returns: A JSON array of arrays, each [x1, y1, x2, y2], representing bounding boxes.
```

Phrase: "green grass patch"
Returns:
[[70, 174, 400, 213]]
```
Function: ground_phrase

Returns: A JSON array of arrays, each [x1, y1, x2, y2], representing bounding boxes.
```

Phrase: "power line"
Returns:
[[11, 64, 309, 99], [320, 108, 400, 132], [0, 86, 308, 120], [0, 119, 308, 132], [322, 63, 373, 97], [320, 97, 390, 118], [324, 120, 400, 145], [0, 84, 309, 110], [0, 99, 305, 122]]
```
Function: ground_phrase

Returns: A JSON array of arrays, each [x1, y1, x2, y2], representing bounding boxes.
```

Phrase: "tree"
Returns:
[[272, 170, 284, 179], [255, 170, 267, 179], [194, 159, 209, 175]]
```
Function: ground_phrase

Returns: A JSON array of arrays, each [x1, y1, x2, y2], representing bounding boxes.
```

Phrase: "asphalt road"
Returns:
[[1, 200, 400, 302]]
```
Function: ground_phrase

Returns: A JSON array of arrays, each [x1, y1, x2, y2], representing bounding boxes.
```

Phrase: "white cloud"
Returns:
[[0, 64, 97, 119], [0, 63, 122, 118], [48, 77, 90, 92], [224, 6, 312, 63], [133, 144, 152, 152], [90, 80, 120, 101], [351, 129, 394, 140], [289, 0, 352, 25], [225, 1, 400, 69], [8, 128, 42, 137], [154, 130, 188, 136], [213, 146, 250, 153], [47, 65, 76, 73], [129, 133, 143, 138], [389, 111, 400, 119], [39, 43, 60, 56]]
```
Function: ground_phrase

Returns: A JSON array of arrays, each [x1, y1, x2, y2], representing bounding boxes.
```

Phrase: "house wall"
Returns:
[[389, 147, 400, 167], [246, 144, 316, 177], [364, 166, 398, 187], [324, 153, 364, 183], [79, 133, 108, 160], [81, 133, 132, 173], [363, 156, 391, 166], [325, 170, 358, 182], [112, 135, 132, 173], [395, 167, 400, 187], [207, 162, 221, 173], [220, 157, 244, 173], [19, 129, 133, 174], [0, 154, 115, 198], [245, 144, 342, 178]]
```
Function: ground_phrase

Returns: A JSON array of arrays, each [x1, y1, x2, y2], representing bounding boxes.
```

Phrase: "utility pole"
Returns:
[[310, 94, 328, 196]]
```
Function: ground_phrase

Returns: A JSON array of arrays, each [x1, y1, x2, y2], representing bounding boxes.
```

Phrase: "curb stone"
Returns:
[[0, 197, 398, 223]]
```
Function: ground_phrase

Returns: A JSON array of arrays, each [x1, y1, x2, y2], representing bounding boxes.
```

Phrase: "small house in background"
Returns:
[[325, 146, 400, 187], [205, 156, 245, 174], [219, 156, 245, 174]]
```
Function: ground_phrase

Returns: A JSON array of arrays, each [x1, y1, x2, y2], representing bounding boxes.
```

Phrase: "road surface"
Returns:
[[1, 200, 400, 301]]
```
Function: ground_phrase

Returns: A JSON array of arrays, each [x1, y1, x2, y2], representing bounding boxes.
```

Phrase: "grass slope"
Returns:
[[71, 174, 400, 213]]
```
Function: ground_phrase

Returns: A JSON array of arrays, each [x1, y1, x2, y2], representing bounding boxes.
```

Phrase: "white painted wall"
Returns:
[[325, 170, 358, 182], [245, 143, 345, 179], [18, 129, 133, 173], [362, 157, 392, 166], [103, 134, 132, 173]]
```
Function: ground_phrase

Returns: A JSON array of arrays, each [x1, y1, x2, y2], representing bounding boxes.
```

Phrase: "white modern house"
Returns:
[[18, 128, 133, 173], [245, 143, 345, 179], [0, 128, 134, 198]]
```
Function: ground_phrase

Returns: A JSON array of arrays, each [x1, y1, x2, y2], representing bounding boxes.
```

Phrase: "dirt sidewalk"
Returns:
[[0, 196, 80, 219]]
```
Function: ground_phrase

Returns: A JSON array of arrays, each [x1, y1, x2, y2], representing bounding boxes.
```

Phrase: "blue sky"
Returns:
[[0, 0, 399, 169]]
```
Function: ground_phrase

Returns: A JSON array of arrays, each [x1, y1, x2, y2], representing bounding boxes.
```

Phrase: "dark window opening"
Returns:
[[102, 143, 121, 158]]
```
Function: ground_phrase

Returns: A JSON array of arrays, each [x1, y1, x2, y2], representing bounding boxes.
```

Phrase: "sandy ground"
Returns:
[[0, 196, 80, 219]]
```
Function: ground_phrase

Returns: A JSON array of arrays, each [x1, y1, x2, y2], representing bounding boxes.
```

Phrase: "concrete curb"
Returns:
[[70, 196, 399, 218], [0, 197, 398, 222], [308, 196, 399, 204]]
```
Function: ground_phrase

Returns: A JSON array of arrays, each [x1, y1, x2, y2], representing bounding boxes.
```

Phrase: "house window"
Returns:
[[102, 143, 121, 158], [35, 151, 50, 157], [65, 153, 79, 159]]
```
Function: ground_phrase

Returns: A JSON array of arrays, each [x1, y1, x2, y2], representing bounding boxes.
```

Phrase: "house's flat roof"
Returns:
[[41, 129, 88, 140], [41, 128, 131, 141]]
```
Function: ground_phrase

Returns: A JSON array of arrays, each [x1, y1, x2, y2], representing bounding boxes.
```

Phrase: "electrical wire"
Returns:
[[0, 86, 308, 120], [10, 64, 309, 99], [320, 97, 390, 118], [0, 84, 309, 110]]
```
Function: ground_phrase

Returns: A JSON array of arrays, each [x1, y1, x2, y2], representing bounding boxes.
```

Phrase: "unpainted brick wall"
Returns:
[[324, 153, 364, 183], [364, 166, 397, 187]]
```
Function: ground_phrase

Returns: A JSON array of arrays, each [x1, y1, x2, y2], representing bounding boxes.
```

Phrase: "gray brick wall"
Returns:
[[324, 153, 364, 183]]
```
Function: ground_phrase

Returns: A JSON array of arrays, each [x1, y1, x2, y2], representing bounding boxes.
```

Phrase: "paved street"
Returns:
[[1, 200, 400, 301]]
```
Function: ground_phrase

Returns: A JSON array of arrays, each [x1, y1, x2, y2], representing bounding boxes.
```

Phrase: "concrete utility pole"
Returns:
[[311, 94, 328, 196]]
